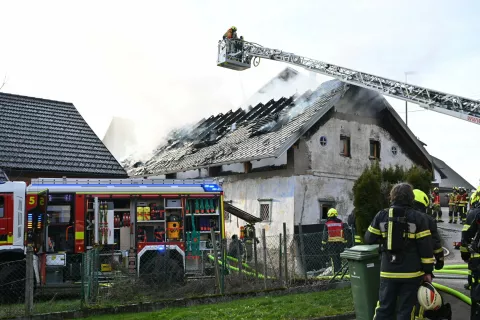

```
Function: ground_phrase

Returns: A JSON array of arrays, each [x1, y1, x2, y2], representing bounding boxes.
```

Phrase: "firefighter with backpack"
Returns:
[[460, 188, 480, 319], [365, 183, 435, 320]]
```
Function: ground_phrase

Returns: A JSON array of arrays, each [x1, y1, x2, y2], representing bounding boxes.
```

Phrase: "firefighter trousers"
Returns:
[[448, 206, 457, 222], [459, 206, 467, 223], [374, 277, 421, 320], [471, 272, 480, 319], [325, 242, 345, 274]]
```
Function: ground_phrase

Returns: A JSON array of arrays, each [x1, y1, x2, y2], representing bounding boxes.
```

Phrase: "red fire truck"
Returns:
[[0, 177, 225, 297]]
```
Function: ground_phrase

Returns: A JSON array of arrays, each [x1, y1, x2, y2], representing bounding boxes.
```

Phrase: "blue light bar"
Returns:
[[202, 184, 222, 192]]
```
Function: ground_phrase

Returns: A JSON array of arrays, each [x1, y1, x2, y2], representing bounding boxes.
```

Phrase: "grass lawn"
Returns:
[[0, 299, 81, 319], [83, 287, 354, 320]]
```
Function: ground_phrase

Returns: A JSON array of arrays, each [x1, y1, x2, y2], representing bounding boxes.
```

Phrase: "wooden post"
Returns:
[[253, 227, 259, 284], [283, 222, 288, 285], [25, 246, 34, 316], [298, 223, 307, 281], [262, 228, 267, 290], [279, 233, 283, 285], [211, 228, 220, 294]]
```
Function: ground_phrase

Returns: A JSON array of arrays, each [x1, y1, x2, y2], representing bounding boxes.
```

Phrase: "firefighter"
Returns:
[[347, 208, 363, 245], [365, 183, 434, 320], [447, 188, 457, 223], [223, 26, 238, 40], [228, 234, 244, 260], [458, 187, 469, 224], [431, 187, 443, 222], [460, 191, 480, 319], [321, 208, 347, 273], [412, 189, 448, 320]]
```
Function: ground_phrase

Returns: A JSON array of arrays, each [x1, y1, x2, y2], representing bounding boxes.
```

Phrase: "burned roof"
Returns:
[[125, 80, 346, 176], [0, 92, 128, 177]]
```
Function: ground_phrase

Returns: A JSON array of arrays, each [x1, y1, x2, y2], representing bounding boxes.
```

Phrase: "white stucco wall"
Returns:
[[306, 117, 416, 178], [222, 176, 295, 238], [294, 175, 354, 225]]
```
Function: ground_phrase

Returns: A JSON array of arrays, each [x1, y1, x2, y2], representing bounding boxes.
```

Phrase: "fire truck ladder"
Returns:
[[217, 39, 480, 125]]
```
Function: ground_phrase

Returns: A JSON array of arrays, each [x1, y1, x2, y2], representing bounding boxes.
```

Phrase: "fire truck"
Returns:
[[0, 177, 225, 296]]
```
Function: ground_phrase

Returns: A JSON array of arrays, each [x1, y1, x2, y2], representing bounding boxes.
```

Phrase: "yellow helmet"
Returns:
[[231, 26, 237, 31], [413, 189, 430, 207], [327, 208, 338, 218], [433, 187, 439, 193]]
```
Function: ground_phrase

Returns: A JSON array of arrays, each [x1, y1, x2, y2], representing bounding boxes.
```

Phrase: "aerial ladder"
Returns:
[[217, 39, 480, 125]]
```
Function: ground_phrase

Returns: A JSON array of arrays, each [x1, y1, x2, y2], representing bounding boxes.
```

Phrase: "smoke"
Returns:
[[258, 120, 276, 132], [283, 79, 344, 121], [239, 67, 319, 110]]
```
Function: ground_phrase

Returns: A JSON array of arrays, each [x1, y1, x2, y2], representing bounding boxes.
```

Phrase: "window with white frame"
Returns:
[[258, 199, 272, 222]]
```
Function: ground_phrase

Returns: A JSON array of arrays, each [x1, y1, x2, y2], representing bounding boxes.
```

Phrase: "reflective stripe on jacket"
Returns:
[[322, 217, 346, 244]]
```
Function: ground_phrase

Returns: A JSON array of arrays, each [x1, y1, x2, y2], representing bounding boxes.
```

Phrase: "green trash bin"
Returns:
[[340, 244, 380, 320]]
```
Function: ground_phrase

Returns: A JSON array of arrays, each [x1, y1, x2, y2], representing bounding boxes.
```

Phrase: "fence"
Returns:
[[0, 225, 356, 318]]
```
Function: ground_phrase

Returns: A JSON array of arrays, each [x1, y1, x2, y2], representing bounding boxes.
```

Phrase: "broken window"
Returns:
[[258, 199, 272, 222], [318, 200, 335, 220], [369, 140, 381, 159], [340, 135, 351, 157]]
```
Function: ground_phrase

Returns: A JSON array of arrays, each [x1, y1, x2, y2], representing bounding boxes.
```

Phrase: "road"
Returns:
[[432, 208, 470, 319]]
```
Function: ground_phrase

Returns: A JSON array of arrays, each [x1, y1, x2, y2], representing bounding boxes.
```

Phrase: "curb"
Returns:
[[12, 282, 351, 320]]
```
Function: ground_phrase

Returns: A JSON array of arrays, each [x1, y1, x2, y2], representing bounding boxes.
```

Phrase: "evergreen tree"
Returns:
[[353, 161, 383, 242]]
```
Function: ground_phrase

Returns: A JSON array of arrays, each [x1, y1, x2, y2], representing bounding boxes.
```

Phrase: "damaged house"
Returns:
[[124, 68, 432, 239]]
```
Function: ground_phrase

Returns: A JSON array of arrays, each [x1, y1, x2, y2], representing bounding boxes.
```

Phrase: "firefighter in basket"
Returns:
[[364, 183, 434, 320], [321, 208, 347, 274], [460, 189, 480, 319]]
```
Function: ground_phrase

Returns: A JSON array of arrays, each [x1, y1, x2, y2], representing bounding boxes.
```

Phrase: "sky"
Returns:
[[0, 0, 479, 187]]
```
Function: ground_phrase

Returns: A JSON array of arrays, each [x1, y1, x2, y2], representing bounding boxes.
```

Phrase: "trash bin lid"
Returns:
[[340, 244, 379, 261]]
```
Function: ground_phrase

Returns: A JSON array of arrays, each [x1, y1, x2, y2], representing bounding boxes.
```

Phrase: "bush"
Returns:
[[353, 163, 433, 241]]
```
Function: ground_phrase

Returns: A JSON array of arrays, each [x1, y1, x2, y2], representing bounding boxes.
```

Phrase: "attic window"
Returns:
[[319, 136, 327, 147], [369, 140, 381, 160], [340, 135, 351, 157], [391, 146, 398, 156]]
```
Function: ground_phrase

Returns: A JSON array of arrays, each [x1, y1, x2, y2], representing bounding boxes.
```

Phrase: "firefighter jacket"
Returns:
[[460, 207, 480, 264], [448, 193, 455, 206], [412, 201, 444, 265], [432, 192, 440, 205], [458, 193, 468, 207], [364, 205, 435, 279], [322, 217, 347, 244], [223, 28, 238, 40]]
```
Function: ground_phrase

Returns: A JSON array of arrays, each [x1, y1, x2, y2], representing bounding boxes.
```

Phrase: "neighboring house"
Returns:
[[125, 71, 432, 238], [102, 116, 138, 161], [0, 92, 128, 184], [432, 156, 475, 206]]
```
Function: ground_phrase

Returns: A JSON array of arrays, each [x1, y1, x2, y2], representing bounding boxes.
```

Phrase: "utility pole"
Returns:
[[404, 71, 416, 127]]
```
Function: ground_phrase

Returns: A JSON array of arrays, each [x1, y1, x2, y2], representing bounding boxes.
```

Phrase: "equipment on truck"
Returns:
[[217, 38, 480, 125], [0, 178, 225, 298]]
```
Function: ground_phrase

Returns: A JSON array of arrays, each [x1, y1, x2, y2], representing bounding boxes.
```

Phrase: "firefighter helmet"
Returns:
[[413, 189, 430, 208], [231, 26, 237, 31], [417, 282, 442, 311], [433, 187, 439, 193], [327, 208, 338, 218]]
